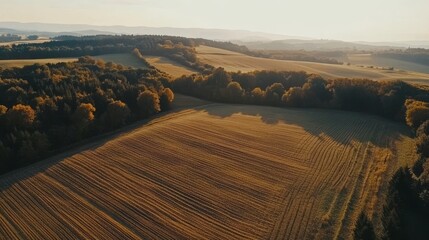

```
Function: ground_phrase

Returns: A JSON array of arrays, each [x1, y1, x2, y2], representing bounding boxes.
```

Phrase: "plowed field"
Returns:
[[0, 101, 415, 239]]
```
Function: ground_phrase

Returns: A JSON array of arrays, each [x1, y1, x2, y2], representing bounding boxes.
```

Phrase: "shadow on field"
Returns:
[[202, 104, 412, 148], [0, 94, 210, 190], [0, 96, 412, 190]]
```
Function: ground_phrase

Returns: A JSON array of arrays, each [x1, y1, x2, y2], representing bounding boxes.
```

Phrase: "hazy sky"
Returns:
[[1, 0, 428, 41]]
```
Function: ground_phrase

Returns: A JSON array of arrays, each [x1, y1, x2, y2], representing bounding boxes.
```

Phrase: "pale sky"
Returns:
[[1, 0, 428, 42]]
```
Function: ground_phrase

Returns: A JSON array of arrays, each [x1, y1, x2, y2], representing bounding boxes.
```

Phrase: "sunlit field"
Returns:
[[196, 46, 429, 85], [0, 95, 415, 239]]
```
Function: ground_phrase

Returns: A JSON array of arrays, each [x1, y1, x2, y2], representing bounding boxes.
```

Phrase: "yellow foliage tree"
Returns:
[[6, 104, 36, 128], [405, 99, 429, 128]]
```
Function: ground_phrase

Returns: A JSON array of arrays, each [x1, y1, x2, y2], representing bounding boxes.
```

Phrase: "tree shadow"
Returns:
[[202, 104, 412, 148], [0, 97, 208, 191], [0, 101, 412, 192]]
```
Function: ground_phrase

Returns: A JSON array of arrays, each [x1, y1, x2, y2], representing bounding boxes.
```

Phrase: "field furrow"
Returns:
[[0, 104, 413, 239]]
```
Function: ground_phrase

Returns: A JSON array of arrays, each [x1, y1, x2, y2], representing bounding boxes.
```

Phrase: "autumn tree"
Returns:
[[251, 87, 265, 103], [302, 76, 331, 105], [0, 105, 7, 115], [160, 88, 175, 110], [0, 105, 7, 131], [6, 104, 36, 129], [405, 99, 429, 129], [105, 100, 130, 129], [206, 68, 232, 88], [137, 90, 161, 118], [72, 103, 96, 137], [226, 82, 243, 102], [282, 87, 305, 107], [265, 83, 285, 104], [73, 103, 96, 123]]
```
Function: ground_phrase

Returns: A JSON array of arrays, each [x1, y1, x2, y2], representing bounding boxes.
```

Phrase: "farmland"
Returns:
[[144, 55, 197, 78], [94, 53, 149, 69], [342, 53, 429, 74], [93, 54, 197, 77], [0, 96, 415, 239], [196, 46, 429, 85]]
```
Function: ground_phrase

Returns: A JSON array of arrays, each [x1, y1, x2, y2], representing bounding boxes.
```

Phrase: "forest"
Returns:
[[0, 57, 174, 174]]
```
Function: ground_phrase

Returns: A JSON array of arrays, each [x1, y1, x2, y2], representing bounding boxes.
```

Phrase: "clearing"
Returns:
[[0, 95, 415, 239], [94, 54, 197, 78], [144, 55, 197, 78], [196, 45, 429, 85], [94, 53, 149, 69]]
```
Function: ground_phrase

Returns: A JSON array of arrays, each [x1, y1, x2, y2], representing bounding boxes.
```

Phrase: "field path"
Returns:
[[0, 99, 414, 239]]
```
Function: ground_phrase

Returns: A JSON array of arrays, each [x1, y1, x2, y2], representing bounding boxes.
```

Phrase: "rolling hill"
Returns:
[[144, 56, 197, 78], [0, 95, 415, 239], [94, 53, 149, 69], [196, 46, 429, 85]]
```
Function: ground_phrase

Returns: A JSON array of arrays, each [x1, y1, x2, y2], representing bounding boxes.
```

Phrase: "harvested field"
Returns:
[[343, 53, 429, 74], [196, 45, 429, 85], [144, 56, 197, 78], [94, 53, 149, 69], [0, 58, 77, 68], [0, 100, 415, 239]]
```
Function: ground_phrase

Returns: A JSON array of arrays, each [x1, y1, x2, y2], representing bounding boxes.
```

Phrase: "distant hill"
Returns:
[[355, 41, 429, 49], [0, 26, 113, 37], [237, 39, 404, 51], [0, 22, 426, 50], [0, 22, 306, 41]]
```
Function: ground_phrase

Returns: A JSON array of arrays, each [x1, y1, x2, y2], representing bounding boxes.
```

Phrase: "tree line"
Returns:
[[0, 35, 217, 73], [172, 68, 425, 121], [0, 34, 21, 42], [252, 49, 343, 64], [356, 100, 429, 239], [0, 57, 174, 174]]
